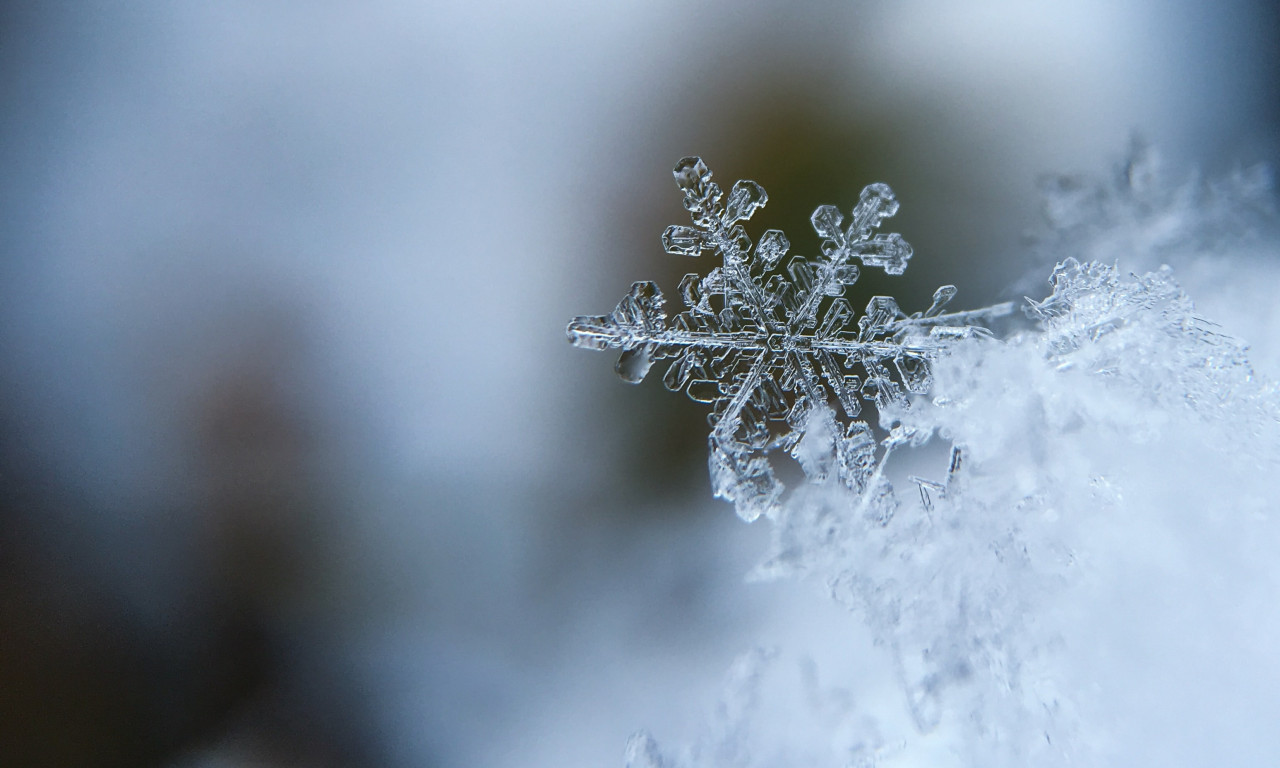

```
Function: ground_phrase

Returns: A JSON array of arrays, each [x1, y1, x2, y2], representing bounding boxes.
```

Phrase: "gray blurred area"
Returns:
[[1, 2, 1276, 766]]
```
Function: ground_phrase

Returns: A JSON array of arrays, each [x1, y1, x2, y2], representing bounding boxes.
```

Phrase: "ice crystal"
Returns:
[[1024, 257, 1275, 441], [568, 157, 1013, 520]]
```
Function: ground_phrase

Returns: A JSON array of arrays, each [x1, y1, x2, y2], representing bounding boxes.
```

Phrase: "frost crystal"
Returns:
[[568, 157, 1013, 520]]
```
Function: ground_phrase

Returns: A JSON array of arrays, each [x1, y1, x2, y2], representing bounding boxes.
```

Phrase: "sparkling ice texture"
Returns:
[[568, 158, 1013, 521], [570, 151, 1280, 767]]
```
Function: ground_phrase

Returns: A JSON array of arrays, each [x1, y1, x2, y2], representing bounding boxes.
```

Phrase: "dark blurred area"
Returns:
[[2, 2, 1278, 766]]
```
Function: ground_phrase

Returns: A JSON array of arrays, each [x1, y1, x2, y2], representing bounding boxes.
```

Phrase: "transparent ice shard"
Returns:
[[568, 157, 1013, 520]]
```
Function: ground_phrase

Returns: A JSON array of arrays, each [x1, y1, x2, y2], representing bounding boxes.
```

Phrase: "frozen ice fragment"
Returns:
[[756, 229, 789, 269], [615, 281, 666, 329], [677, 272, 704, 313], [662, 225, 709, 257], [565, 314, 616, 350], [833, 263, 860, 288], [895, 353, 932, 393], [673, 156, 722, 226], [837, 421, 878, 489], [861, 296, 903, 336], [724, 179, 768, 223], [851, 182, 900, 234], [662, 351, 696, 392], [856, 233, 913, 275], [788, 256, 816, 295], [818, 298, 854, 338], [925, 284, 958, 317], [673, 155, 712, 192], [616, 343, 655, 384], [811, 204, 845, 241]]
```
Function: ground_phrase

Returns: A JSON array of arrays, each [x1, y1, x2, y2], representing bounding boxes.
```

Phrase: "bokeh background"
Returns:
[[2, 2, 1277, 766]]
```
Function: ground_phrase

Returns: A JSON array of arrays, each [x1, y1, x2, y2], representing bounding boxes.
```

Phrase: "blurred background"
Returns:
[[2, 2, 1277, 766]]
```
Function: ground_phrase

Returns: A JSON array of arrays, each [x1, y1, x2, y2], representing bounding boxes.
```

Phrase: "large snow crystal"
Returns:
[[567, 157, 1012, 521]]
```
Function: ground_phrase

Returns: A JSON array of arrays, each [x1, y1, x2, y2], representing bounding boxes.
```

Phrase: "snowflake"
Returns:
[[568, 157, 1012, 521]]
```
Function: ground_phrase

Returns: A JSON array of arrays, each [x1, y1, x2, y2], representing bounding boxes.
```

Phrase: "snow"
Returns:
[[584, 151, 1280, 766]]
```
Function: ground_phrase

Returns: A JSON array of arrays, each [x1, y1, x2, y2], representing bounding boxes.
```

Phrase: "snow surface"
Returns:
[[616, 150, 1280, 767]]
